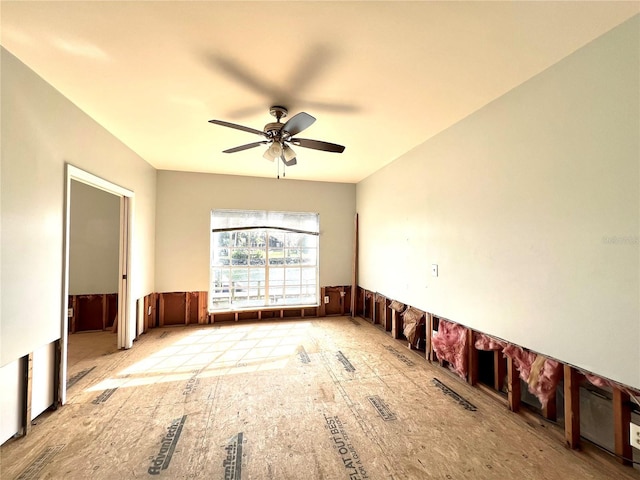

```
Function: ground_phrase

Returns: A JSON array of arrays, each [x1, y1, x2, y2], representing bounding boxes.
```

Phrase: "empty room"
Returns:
[[1, 2, 639, 479]]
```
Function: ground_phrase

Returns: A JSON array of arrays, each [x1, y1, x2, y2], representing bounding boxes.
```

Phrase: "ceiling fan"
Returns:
[[208, 106, 345, 167]]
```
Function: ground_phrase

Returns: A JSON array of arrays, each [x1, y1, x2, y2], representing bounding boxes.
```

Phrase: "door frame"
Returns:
[[61, 164, 134, 404]]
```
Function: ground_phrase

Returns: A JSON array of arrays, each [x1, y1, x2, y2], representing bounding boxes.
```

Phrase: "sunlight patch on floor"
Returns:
[[85, 322, 312, 392]]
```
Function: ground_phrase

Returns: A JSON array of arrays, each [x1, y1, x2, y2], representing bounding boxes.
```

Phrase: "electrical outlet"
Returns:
[[67, 308, 73, 317], [631, 422, 640, 450], [324, 296, 330, 304]]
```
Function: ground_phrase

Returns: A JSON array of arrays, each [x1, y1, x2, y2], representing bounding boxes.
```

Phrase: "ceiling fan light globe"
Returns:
[[268, 142, 283, 157], [283, 145, 296, 162], [263, 148, 277, 161]]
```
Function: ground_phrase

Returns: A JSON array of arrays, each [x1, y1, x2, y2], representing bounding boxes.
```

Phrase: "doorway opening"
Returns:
[[61, 165, 134, 405]]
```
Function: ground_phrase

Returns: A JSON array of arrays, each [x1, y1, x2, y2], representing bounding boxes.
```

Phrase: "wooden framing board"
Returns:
[[185, 293, 191, 325], [70, 296, 78, 334], [427, 314, 437, 362], [158, 293, 166, 327], [467, 329, 478, 386], [102, 294, 108, 330], [613, 387, 632, 465], [198, 291, 208, 324], [390, 310, 402, 339], [563, 365, 581, 449], [319, 287, 327, 317], [507, 356, 521, 412], [52, 339, 61, 409], [22, 352, 33, 435]]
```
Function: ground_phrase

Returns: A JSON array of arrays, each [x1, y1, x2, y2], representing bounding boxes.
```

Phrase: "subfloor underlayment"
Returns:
[[1, 317, 636, 479]]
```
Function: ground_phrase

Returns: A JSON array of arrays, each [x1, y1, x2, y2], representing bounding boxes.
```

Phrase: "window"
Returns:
[[210, 209, 319, 311]]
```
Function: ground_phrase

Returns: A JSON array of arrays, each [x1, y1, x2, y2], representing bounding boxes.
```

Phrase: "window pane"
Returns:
[[301, 267, 316, 282], [211, 210, 318, 310], [300, 247, 316, 266], [284, 267, 301, 284]]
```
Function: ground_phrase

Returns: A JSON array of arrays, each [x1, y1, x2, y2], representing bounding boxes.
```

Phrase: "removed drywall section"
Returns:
[[154, 171, 355, 292], [69, 181, 120, 295], [356, 16, 639, 388]]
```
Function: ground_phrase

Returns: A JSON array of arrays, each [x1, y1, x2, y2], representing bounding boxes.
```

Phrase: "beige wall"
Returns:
[[69, 180, 120, 295], [357, 17, 639, 388], [155, 171, 355, 293], [1, 48, 156, 442]]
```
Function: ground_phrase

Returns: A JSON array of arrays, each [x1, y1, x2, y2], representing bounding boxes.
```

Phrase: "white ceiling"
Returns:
[[2, 2, 638, 183]]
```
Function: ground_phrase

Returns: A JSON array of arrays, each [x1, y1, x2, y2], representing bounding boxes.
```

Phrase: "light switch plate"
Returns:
[[431, 264, 438, 277]]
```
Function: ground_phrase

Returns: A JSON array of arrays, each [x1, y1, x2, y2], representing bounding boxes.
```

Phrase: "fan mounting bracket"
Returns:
[[269, 106, 288, 121]]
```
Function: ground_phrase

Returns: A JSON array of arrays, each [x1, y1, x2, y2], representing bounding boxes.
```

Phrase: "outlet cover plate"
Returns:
[[631, 422, 640, 450]]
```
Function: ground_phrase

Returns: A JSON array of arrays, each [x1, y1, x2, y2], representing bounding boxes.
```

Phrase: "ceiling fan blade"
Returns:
[[208, 119, 266, 137], [281, 154, 297, 167], [282, 112, 316, 136], [207, 54, 283, 100], [223, 141, 267, 153], [290, 138, 345, 153]]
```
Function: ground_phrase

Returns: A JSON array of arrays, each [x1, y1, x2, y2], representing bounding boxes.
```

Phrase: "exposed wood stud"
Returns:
[[185, 292, 191, 325], [152, 293, 158, 327], [143, 295, 149, 332], [391, 310, 399, 339], [198, 292, 208, 324], [158, 294, 165, 327], [102, 294, 108, 330], [427, 315, 435, 362], [494, 350, 506, 391], [70, 295, 78, 334], [613, 387, 632, 465], [507, 356, 521, 412], [319, 287, 326, 317], [22, 352, 33, 436], [52, 339, 61, 409], [563, 365, 581, 449], [372, 293, 378, 325], [382, 299, 389, 332], [467, 329, 478, 386]]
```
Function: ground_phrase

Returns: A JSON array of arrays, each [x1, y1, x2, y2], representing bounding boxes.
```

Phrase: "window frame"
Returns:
[[209, 210, 319, 312]]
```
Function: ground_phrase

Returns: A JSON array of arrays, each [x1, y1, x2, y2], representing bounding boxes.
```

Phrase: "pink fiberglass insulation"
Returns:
[[502, 345, 562, 408], [431, 319, 468, 379], [585, 373, 613, 389], [474, 332, 506, 351]]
